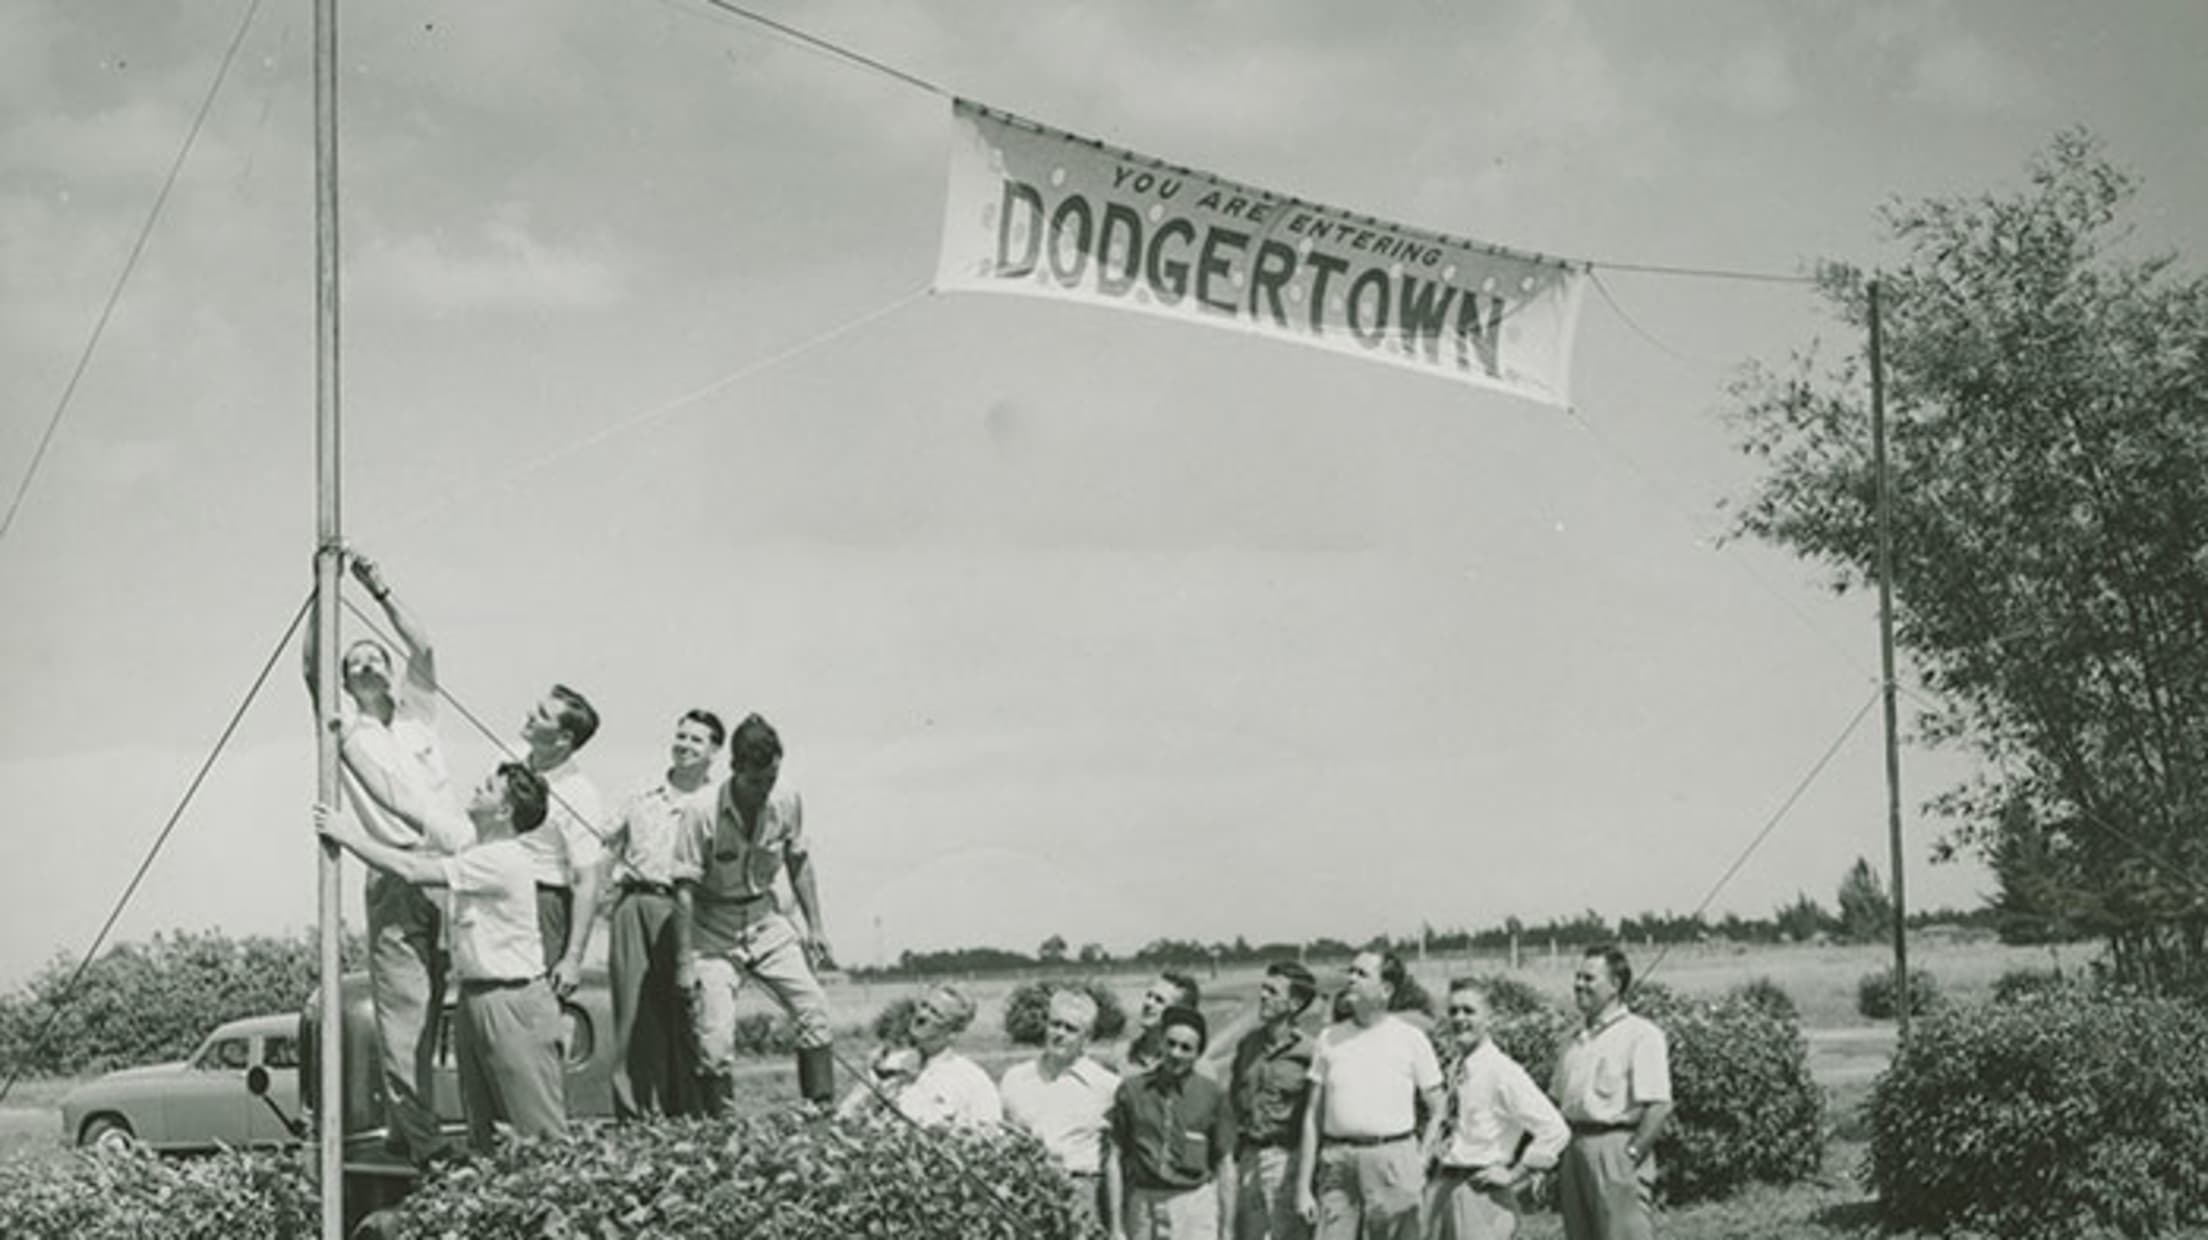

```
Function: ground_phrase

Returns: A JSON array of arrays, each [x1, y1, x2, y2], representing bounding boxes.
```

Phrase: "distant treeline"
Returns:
[[852, 904, 2010, 980]]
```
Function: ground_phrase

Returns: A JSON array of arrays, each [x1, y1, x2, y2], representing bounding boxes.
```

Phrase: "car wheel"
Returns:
[[82, 1115, 136, 1153]]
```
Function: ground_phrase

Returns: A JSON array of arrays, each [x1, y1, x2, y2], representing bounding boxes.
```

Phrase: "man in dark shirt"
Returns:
[[1106, 1005, 1238, 1240], [1228, 961, 1318, 1240]]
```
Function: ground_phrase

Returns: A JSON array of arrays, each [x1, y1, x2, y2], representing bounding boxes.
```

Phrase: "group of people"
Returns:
[[303, 551, 1673, 1240], [837, 945, 1671, 1240], [305, 551, 842, 1161]]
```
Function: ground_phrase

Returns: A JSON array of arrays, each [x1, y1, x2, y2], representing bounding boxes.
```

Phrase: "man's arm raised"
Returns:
[[349, 553, 436, 698]]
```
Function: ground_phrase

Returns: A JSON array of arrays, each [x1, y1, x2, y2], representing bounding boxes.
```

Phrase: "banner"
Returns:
[[936, 100, 1587, 407]]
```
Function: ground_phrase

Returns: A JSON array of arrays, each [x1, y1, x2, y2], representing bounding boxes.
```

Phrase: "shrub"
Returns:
[[1002, 979, 1129, 1046], [1460, 972, 1548, 1019], [380, 1108, 1101, 1239], [0, 928, 360, 1076], [1857, 966, 1940, 1020], [1493, 990, 1822, 1206], [1866, 990, 2208, 1238], [1991, 966, 2072, 1004], [1729, 976, 1798, 1024], [726, 1011, 800, 1057], [0, 1147, 315, 1239]]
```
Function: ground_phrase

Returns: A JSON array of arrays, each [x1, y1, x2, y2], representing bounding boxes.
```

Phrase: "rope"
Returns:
[[1588, 258, 1815, 286], [1, 0, 266, 546], [690, 0, 948, 98], [0, 590, 311, 1108], [1635, 688, 1881, 991]]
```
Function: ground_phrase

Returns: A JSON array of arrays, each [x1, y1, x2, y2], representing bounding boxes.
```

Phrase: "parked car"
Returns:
[[300, 968, 617, 1232], [60, 1012, 304, 1153]]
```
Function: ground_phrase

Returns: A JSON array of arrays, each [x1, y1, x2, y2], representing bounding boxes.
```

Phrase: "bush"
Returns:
[[1493, 990, 1822, 1206], [1991, 966, 2072, 1004], [380, 1108, 1101, 1239], [1002, 979, 1130, 1046], [726, 1011, 800, 1057], [1729, 976, 1798, 1024], [0, 928, 358, 1076], [1857, 966, 1940, 1020], [0, 1147, 315, 1239], [1460, 972, 1548, 1019], [1866, 990, 2208, 1238]]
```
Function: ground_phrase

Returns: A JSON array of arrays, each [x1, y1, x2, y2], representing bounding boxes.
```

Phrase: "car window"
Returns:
[[198, 1038, 250, 1071], [262, 1036, 300, 1069]]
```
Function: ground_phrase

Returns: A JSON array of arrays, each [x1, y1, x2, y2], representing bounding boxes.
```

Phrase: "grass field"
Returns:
[[0, 938, 2088, 1237]]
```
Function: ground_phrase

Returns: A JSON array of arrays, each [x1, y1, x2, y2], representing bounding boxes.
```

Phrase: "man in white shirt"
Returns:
[[600, 708, 723, 1120], [841, 984, 1001, 1128], [519, 684, 607, 999], [1001, 990, 1120, 1226], [1551, 946, 1672, 1240], [1426, 978, 1569, 1240], [302, 551, 470, 1167], [1296, 951, 1445, 1240], [319, 761, 568, 1153]]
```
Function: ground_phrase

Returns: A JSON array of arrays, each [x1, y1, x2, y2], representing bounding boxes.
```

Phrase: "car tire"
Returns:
[[82, 1115, 136, 1153]]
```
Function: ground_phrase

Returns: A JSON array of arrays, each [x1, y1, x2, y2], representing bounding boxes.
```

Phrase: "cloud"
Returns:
[[1908, 34, 2031, 113], [1712, 39, 1798, 114], [359, 205, 628, 314]]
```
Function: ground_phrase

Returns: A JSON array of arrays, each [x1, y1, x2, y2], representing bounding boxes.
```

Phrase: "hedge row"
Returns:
[[0, 1147, 314, 1240], [1867, 988, 2208, 1238], [377, 1109, 1099, 1239]]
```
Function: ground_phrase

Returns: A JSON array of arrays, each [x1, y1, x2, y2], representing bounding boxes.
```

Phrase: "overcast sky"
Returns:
[[4, 1, 2204, 987]]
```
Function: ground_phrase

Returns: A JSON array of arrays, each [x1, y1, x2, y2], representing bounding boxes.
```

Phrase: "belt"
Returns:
[[696, 888, 770, 904], [1569, 1121, 1636, 1135], [458, 976, 537, 995], [619, 880, 675, 898], [1240, 1135, 1298, 1151], [1434, 1162, 1502, 1178], [535, 882, 571, 894], [1324, 1131, 1413, 1148]]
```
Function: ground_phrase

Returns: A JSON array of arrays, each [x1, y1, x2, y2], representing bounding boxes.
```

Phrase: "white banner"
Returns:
[[936, 99, 1587, 407]]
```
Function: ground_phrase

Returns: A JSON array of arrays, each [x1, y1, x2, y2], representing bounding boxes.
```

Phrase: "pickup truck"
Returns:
[[298, 968, 616, 1231]]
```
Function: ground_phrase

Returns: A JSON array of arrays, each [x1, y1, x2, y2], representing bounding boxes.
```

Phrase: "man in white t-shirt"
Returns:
[[1296, 951, 1444, 1240], [518, 684, 607, 998], [303, 551, 471, 1167], [320, 761, 568, 1153], [1001, 990, 1120, 1226]]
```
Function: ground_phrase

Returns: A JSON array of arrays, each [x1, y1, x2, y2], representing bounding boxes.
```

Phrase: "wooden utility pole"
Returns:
[[1869, 277, 1911, 1045], [313, 0, 346, 1234]]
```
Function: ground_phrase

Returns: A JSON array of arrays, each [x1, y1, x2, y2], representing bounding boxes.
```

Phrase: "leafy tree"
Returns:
[[1772, 892, 1834, 943], [1076, 941, 1110, 965], [1727, 131, 2208, 992], [1836, 857, 1894, 944], [1037, 933, 1068, 964]]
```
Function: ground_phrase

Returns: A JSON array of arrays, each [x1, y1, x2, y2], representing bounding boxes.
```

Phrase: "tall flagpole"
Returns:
[[1869, 277, 1911, 1046], [313, 0, 346, 1235]]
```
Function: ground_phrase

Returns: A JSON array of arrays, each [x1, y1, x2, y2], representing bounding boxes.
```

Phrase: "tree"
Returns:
[[1076, 941, 1110, 965], [1727, 131, 2208, 992], [1773, 893, 1834, 944], [1037, 934, 1068, 964], [1836, 857, 1893, 944]]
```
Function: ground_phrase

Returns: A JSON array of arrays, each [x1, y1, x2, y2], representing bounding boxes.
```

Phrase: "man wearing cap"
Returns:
[[302, 551, 470, 1167], [598, 708, 723, 1120], [1426, 978, 1569, 1240], [1551, 945, 1672, 1240], [319, 761, 568, 1153], [1223, 961, 1318, 1240], [673, 713, 839, 1112], [1002, 989, 1121, 1227], [1296, 951, 1445, 1240], [1106, 1005, 1237, 1240]]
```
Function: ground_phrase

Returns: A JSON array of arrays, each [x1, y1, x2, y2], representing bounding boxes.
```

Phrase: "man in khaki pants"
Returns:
[[1551, 946, 1672, 1240]]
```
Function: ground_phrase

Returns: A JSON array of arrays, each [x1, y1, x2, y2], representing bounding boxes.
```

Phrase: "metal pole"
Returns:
[[1870, 277, 1911, 1045], [313, 0, 345, 1235]]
